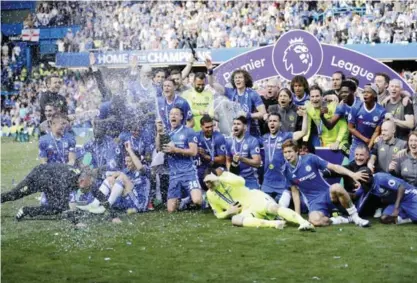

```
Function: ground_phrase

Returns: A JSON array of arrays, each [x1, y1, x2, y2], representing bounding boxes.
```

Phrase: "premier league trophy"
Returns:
[[151, 82, 171, 145]]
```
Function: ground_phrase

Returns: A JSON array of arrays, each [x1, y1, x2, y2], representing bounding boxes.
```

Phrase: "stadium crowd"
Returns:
[[21, 1, 417, 52]]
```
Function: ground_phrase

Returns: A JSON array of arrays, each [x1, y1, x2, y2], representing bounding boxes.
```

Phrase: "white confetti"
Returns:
[[129, 270, 133, 273], [126, 242, 132, 245], [333, 256, 341, 259], [104, 257, 111, 261], [54, 233, 59, 236], [312, 277, 320, 280]]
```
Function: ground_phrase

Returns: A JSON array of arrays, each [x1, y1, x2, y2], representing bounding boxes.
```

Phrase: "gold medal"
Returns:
[[269, 164, 274, 170]]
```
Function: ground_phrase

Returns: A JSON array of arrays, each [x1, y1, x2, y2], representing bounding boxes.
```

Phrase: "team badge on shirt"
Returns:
[[388, 179, 396, 187], [373, 116, 379, 122], [243, 144, 248, 150], [305, 165, 312, 172]]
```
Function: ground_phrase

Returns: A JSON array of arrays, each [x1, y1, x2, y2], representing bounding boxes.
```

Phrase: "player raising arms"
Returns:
[[281, 140, 371, 227], [203, 169, 314, 231]]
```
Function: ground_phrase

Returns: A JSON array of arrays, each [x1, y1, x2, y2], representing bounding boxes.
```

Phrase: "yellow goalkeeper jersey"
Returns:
[[206, 172, 253, 218], [182, 88, 214, 131]]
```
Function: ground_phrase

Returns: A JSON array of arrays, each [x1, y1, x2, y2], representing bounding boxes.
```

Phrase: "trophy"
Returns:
[[150, 79, 171, 145]]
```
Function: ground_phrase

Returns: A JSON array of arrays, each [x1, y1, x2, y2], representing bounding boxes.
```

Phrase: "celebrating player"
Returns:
[[226, 116, 262, 189], [196, 115, 226, 189], [281, 140, 371, 227], [366, 173, 417, 225], [203, 169, 314, 231], [156, 107, 202, 212], [261, 110, 308, 205]]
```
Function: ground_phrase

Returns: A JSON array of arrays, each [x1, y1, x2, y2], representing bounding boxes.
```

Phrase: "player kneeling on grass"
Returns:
[[281, 140, 371, 227], [362, 172, 417, 225], [79, 141, 150, 223], [203, 169, 314, 231]]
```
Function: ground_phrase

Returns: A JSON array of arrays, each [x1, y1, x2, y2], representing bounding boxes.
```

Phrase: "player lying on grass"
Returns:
[[358, 172, 417, 225], [78, 141, 150, 223], [202, 168, 315, 231], [0, 163, 94, 223], [281, 140, 371, 227]]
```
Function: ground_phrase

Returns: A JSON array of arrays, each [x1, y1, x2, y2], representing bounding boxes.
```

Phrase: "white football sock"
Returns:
[[99, 179, 111, 196], [330, 216, 350, 225], [108, 180, 124, 206]]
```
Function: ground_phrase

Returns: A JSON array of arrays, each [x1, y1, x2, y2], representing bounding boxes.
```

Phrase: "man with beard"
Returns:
[[182, 72, 214, 131], [374, 72, 391, 104], [226, 116, 262, 189], [324, 71, 345, 97], [196, 115, 226, 190], [39, 75, 67, 122]]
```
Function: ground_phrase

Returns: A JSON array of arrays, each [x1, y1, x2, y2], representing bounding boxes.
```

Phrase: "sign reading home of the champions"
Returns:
[[214, 30, 413, 93]]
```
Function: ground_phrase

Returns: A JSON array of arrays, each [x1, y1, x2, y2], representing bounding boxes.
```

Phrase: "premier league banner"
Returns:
[[213, 30, 414, 93]]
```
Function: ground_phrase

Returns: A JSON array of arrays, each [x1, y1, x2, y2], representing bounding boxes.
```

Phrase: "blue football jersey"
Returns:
[[335, 98, 363, 120], [225, 87, 264, 136], [261, 131, 293, 193], [157, 96, 193, 131], [348, 103, 386, 142], [282, 154, 330, 202], [226, 134, 261, 182], [196, 131, 227, 174], [81, 136, 122, 171], [371, 172, 417, 201], [39, 133, 76, 164], [292, 93, 310, 107], [167, 126, 198, 179]]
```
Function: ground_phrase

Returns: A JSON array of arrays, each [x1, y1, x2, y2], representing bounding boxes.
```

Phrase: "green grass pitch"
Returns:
[[1, 141, 417, 283]]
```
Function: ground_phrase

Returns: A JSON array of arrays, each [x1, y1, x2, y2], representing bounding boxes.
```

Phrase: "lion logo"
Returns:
[[283, 37, 313, 76]]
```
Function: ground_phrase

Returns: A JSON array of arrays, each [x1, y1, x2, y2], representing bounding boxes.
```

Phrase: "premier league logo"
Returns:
[[272, 30, 323, 81], [283, 38, 313, 75]]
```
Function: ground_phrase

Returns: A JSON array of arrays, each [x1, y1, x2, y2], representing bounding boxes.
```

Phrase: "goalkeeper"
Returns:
[[203, 169, 314, 231]]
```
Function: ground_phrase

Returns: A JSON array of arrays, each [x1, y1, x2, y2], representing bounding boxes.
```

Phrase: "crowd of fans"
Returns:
[[21, 1, 417, 52]]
